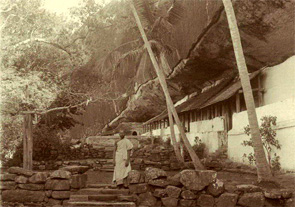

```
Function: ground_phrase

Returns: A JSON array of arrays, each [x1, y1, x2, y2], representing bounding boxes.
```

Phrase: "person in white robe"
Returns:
[[113, 132, 133, 186]]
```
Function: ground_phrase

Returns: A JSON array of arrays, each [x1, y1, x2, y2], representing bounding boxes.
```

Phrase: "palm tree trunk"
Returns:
[[222, 0, 273, 182], [167, 103, 184, 162], [131, 3, 205, 170]]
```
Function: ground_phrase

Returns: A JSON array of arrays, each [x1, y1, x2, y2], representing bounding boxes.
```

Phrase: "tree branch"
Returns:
[[13, 38, 72, 56], [18, 95, 126, 115]]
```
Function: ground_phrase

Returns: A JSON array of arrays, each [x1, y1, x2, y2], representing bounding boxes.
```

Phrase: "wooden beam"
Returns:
[[236, 92, 241, 113], [239, 88, 264, 93], [257, 74, 263, 106]]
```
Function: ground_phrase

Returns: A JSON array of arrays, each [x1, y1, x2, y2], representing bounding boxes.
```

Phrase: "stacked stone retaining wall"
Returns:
[[0, 166, 89, 206], [126, 167, 294, 207]]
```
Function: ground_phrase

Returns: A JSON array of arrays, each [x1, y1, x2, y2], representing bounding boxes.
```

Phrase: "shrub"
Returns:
[[242, 115, 281, 173]]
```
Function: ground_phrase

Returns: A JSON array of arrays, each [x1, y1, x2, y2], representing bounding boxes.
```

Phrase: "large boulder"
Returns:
[[45, 179, 70, 190], [166, 185, 182, 198], [70, 174, 87, 189], [15, 175, 28, 184], [59, 166, 89, 174], [138, 192, 157, 206], [0, 174, 17, 181], [145, 167, 167, 182], [238, 192, 265, 207], [161, 197, 178, 207], [0, 181, 16, 190], [181, 190, 196, 200], [167, 173, 182, 186], [236, 184, 261, 193], [29, 172, 49, 183], [129, 183, 149, 194], [179, 199, 196, 207], [51, 190, 71, 199], [8, 167, 34, 177], [50, 170, 71, 179], [153, 188, 166, 198], [2, 189, 45, 202], [127, 170, 144, 184], [207, 179, 225, 197], [180, 170, 217, 191], [197, 194, 215, 207], [216, 193, 238, 207], [107, 0, 295, 130], [18, 183, 45, 191], [148, 178, 169, 187]]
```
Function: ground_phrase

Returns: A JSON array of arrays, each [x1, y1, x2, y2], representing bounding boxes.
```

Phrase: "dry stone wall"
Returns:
[[126, 167, 294, 207], [0, 166, 89, 206]]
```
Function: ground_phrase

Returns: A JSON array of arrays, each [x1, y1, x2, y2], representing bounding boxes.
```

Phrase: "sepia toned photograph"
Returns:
[[0, 0, 294, 206]]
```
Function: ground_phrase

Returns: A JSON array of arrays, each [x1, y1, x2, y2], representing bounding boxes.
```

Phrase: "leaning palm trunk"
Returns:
[[167, 103, 184, 163], [222, 0, 273, 182], [131, 4, 205, 170]]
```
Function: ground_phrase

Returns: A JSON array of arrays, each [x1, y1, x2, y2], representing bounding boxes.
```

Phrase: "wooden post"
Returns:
[[257, 74, 263, 107], [23, 114, 33, 170], [236, 92, 240, 112], [131, 4, 204, 169]]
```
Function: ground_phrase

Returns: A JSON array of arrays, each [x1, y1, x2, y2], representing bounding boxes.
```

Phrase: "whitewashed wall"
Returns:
[[144, 117, 225, 154], [228, 56, 295, 170]]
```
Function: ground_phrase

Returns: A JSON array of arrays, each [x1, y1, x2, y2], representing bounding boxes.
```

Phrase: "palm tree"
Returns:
[[131, 2, 204, 170], [222, 0, 273, 182], [167, 103, 184, 162]]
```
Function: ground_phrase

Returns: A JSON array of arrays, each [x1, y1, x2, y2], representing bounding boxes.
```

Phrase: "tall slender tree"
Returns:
[[131, 3, 204, 170], [222, 0, 273, 182], [167, 103, 184, 162]]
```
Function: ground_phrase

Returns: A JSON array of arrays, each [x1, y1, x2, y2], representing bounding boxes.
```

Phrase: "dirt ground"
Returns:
[[86, 170, 295, 192]]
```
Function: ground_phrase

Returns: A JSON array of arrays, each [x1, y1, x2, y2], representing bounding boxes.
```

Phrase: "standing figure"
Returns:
[[113, 132, 133, 187]]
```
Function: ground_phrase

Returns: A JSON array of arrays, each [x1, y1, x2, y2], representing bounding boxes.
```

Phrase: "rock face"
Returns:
[[2, 189, 45, 202], [180, 170, 217, 191], [107, 0, 295, 130]]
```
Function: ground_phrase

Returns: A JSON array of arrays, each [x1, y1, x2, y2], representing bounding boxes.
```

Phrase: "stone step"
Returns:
[[87, 184, 117, 189], [68, 201, 136, 207], [75, 188, 130, 195], [88, 194, 119, 201], [100, 169, 114, 172]]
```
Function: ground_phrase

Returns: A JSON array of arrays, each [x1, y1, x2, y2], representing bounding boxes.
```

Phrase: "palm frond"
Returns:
[[167, 0, 185, 25], [133, 0, 156, 29]]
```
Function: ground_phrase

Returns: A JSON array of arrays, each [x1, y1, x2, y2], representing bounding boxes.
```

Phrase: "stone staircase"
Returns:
[[68, 184, 136, 207]]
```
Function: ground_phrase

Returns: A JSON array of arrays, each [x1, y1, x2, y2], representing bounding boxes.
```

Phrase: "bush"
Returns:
[[183, 136, 206, 161], [242, 115, 281, 173]]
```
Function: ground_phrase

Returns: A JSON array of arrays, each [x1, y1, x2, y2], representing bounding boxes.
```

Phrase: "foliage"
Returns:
[[183, 136, 206, 160], [242, 116, 281, 172]]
